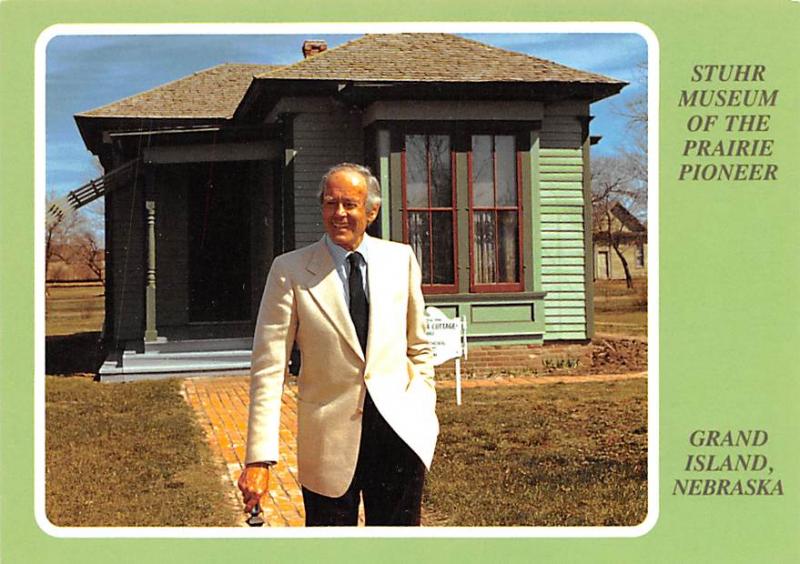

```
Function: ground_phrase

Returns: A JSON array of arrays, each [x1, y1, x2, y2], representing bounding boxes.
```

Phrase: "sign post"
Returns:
[[425, 306, 468, 405]]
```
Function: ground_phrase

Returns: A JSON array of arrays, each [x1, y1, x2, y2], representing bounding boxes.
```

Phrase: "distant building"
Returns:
[[593, 202, 647, 280], [72, 33, 626, 378]]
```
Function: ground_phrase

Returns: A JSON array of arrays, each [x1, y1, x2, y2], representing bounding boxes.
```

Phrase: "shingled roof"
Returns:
[[257, 33, 624, 84], [78, 34, 625, 123], [611, 202, 647, 232], [77, 63, 279, 119]]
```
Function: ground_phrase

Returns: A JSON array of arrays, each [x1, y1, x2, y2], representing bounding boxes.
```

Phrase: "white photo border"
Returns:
[[34, 21, 660, 539]]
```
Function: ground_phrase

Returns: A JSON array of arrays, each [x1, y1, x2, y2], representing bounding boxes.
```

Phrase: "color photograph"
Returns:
[[1, 1, 797, 562], [42, 28, 651, 531]]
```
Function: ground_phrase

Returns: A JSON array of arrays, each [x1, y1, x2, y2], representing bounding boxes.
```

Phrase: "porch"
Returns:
[[98, 337, 253, 382]]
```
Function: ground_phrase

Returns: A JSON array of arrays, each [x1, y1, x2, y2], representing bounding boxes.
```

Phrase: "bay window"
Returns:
[[402, 134, 458, 293], [400, 129, 526, 295], [469, 134, 523, 292]]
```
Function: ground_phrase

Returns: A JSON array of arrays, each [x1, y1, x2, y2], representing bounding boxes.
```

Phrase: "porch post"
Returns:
[[144, 199, 158, 342], [376, 129, 390, 238]]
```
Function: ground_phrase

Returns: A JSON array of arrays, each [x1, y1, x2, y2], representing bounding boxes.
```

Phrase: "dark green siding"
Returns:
[[108, 174, 145, 342], [154, 166, 189, 329], [291, 100, 364, 248]]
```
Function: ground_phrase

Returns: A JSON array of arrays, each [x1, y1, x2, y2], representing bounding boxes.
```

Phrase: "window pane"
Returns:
[[431, 212, 455, 284], [471, 135, 494, 207], [408, 211, 431, 284], [405, 135, 428, 207], [473, 210, 496, 284], [496, 135, 517, 206], [429, 135, 452, 207], [497, 211, 519, 283]]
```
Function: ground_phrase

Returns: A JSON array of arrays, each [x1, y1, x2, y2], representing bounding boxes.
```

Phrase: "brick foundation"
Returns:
[[435, 342, 593, 378]]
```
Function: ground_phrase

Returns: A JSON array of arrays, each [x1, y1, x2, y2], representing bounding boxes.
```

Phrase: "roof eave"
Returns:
[[232, 77, 628, 119], [74, 115, 232, 156]]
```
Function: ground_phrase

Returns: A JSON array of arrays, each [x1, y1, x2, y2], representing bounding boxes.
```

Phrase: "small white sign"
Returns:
[[425, 306, 468, 405], [425, 308, 463, 366]]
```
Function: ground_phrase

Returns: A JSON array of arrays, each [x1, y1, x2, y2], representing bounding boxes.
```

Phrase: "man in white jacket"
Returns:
[[238, 163, 438, 526]]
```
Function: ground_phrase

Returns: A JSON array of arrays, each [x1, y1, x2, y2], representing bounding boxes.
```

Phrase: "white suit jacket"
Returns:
[[245, 236, 438, 497]]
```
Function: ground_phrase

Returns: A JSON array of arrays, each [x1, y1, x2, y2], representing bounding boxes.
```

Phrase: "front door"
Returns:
[[188, 161, 252, 322]]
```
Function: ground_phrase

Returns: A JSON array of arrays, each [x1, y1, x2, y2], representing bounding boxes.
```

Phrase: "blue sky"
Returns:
[[45, 32, 647, 197]]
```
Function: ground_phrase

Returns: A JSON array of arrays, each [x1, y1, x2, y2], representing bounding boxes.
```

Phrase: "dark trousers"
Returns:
[[302, 392, 426, 526]]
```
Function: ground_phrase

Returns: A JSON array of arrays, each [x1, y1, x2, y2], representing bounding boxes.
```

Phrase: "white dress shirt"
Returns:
[[324, 234, 371, 306]]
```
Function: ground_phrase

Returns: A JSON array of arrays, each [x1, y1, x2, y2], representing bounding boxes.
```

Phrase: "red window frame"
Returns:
[[401, 134, 459, 294], [467, 134, 525, 293]]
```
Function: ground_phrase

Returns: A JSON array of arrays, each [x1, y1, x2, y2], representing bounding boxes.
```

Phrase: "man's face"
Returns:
[[321, 170, 379, 251]]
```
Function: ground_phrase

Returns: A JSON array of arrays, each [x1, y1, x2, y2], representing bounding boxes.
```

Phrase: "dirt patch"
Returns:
[[589, 337, 648, 374], [524, 336, 647, 377], [435, 335, 647, 381]]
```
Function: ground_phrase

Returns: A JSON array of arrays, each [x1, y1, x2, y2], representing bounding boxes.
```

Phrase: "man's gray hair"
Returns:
[[318, 163, 382, 212]]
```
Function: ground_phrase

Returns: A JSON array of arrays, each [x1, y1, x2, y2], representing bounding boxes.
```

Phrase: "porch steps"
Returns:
[[98, 337, 254, 382], [123, 349, 252, 371], [143, 336, 252, 354]]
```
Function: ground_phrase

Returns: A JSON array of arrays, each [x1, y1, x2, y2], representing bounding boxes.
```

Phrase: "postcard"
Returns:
[[0, 0, 797, 562]]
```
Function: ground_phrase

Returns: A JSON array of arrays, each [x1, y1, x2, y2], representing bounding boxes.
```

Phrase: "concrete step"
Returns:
[[121, 349, 252, 371], [143, 336, 252, 354], [98, 337, 257, 381]]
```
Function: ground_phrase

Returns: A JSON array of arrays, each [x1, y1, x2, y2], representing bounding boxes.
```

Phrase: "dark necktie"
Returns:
[[347, 252, 369, 354]]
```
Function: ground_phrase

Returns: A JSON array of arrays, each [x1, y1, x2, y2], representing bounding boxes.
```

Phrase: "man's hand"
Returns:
[[238, 463, 271, 513]]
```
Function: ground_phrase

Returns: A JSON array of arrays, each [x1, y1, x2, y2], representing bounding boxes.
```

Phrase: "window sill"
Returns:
[[426, 291, 546, 304]]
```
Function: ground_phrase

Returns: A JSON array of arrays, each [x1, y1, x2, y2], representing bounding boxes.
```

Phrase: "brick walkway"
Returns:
[[183, 376, 305, 527], [182, 371, 646, 527]]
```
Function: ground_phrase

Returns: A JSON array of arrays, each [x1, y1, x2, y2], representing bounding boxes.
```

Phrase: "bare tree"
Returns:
[[73, 230, 105, 281], [46, 192, 81, 281], [46, 192, 105, 283], [77, 199, 105, 280], [616, 61, 648, 206], [592, 154, 645, 289], [592, 61, 649, 289]]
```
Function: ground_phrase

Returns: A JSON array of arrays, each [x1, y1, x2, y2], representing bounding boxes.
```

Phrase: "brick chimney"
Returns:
[[302, 40, 328, 59]]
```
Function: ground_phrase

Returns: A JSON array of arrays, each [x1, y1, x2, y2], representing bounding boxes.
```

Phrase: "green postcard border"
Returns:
[[2, 1, 798, 563]]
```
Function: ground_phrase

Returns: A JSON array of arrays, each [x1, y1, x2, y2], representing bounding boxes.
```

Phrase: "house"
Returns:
[[593, 202, 647, 280], [72, 33, 626, 379]]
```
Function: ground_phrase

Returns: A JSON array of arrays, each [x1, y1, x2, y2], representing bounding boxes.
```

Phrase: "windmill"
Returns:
[[46, 158, 140, 228]]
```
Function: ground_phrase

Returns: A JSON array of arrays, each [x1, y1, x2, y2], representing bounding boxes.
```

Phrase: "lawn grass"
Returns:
[[594, 311, 648, 337], [45, 282, 238, 527], [45, 282, 105, 336], [594, 278, 648, 299], [423, 378, 647, 526], [45, 283, 107, 375], [594, 278, 648, 337], [45, 376, 238, 527]]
